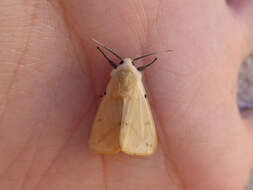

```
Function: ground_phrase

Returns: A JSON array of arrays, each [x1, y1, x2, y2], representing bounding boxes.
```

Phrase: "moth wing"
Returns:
[[120, 82, 157, 155], [89, 94, 122, 154]]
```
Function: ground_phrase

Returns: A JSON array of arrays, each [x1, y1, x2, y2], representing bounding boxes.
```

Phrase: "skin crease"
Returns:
[[0, 0, 253, 190]]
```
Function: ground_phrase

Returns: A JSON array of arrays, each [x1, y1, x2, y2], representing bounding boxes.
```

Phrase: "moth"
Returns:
[[88, 39, 170, 156]]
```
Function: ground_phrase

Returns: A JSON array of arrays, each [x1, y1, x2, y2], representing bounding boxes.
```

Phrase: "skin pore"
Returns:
[[0, 0, 253, 190]]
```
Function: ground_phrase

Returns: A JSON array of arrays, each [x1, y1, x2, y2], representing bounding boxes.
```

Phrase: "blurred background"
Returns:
[[238, 54, 253, 190], [238, 54, 253, 110]]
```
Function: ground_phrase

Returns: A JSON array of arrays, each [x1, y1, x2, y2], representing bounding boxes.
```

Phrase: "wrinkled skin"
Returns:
[[0, 0, 253, 190]]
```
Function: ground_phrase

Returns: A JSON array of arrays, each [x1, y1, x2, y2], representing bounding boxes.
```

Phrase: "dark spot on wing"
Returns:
[[145, 142, 152, 148], [145, 121, 150, 126]]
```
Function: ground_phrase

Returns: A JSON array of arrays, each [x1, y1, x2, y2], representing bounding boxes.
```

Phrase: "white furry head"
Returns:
[[111, 58, 142, 79]]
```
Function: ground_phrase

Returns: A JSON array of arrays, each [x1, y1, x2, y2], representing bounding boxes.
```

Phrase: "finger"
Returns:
[[54, 1, 252, 190], [0, 0, 93, 188], [145, 1, 252, 189]]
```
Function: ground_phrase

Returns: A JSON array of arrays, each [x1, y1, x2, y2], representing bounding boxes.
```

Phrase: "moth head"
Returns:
[[119, 58, 135, 66], [117, 59, 138, 85]]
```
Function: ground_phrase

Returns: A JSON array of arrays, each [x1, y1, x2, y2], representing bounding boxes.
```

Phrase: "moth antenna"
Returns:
[[137, 57, 158, 71], [133, 50, 172, 61], [96, 47, 117, 69], [91, 38, 122, 60]]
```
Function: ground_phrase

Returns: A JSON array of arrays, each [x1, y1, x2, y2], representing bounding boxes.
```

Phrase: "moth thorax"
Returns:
[[118, 69, 137, 97]]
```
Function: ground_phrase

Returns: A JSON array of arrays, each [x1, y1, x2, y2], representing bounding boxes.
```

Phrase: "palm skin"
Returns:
[[0, 0, 253, 190]]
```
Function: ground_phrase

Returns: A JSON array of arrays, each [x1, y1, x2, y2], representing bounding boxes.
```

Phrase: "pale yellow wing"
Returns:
[[119, 82, 157, 156], [88, 94, 122, 154]]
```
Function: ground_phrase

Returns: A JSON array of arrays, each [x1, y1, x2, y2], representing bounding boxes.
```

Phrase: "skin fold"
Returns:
[[0, 0, 253, 189]]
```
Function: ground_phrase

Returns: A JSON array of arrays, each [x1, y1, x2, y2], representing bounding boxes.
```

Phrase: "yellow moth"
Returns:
[[88, 39, 170, 156]]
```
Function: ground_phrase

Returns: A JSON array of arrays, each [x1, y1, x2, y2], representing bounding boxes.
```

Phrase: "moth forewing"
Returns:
[[119, 79, 157, 156], [88, 78, 122, 154]]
